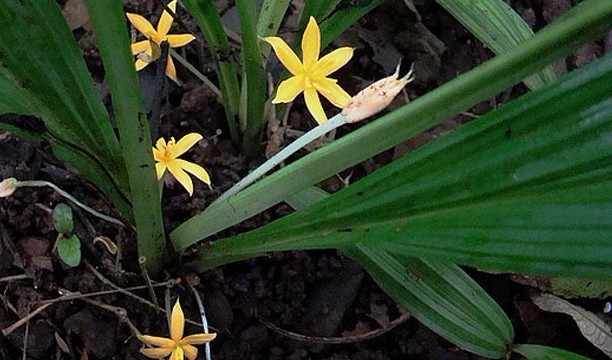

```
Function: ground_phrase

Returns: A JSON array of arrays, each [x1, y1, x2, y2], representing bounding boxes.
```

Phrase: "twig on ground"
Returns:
[[41, 280, 178, 304], [21, 306, 30, 360], [85, 260, 158, 308], [2, 302, 55, 336], [0, 274, 31, 283], [139, 256, 160, 313], [81, 298, 143, 338], [259, 311, 411, 344]]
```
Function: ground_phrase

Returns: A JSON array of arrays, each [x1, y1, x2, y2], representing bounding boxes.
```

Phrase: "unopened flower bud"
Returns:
[[0, 177, 19, 198], [342, 62, 414, 123]]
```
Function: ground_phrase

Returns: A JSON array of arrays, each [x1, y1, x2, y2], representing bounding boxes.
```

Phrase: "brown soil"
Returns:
[[1, 0, 609, 359]]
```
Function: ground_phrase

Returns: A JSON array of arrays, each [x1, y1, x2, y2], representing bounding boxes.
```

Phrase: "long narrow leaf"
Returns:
[[258, 0, 291, 60], [343, 245, 513, 358], [85, 0, 167, 272], [513, 344, 591, 360], [236, 0, 267, 156], [181, 0, 241, 144], [172, 0, 612, 250], [319, 0, 385, 49], [286, 187, 513, 358], [187, 51, 612, 279], [437, 0, 557, 90], [0, 0, 131, 215], [0, 1, 121, 159]]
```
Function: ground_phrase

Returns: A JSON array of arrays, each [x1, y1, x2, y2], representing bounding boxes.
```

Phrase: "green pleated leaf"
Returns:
[[344, 244, 513, 358], [286, 186, 513, 358], [513, 344, 591, 360], [437, 0, 557, 90], [189, 51, 612, 279], [0, 0, 130, 214], [172, 1, 612, 251]]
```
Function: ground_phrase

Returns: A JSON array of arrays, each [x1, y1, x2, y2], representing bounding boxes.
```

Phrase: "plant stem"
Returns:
[[213, 114, 346, 204], [15, 180, 127, 227], [169, 49, 222, 98]]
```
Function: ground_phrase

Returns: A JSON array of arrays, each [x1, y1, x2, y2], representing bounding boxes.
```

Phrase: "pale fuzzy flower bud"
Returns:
[[0, 177, 18, 198], [342, 62, 414, 123]]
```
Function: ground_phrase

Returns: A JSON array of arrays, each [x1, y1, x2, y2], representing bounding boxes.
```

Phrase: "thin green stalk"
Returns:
[[85, 0, 167, 273], [212, 114, 346, 204], [237, 0, 267, 157], [171, 0, 612, 252], [169, 49, 222, 98], [181, 0, 241, 145], [10, 179, 127, 228]]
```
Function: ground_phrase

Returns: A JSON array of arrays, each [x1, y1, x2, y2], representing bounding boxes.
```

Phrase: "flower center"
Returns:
[[304, 76, 313, 89]]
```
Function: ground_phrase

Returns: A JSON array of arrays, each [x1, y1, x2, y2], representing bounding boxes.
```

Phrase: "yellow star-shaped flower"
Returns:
[[153, 133, 211, 196], [139, 300, 216, 360], [126, 0, 195, 84], [265, 16, 354, 124]]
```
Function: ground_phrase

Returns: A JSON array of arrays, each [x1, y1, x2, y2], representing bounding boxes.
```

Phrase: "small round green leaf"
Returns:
[[57, 235, 81, 267], [52, 203, 74, 234]]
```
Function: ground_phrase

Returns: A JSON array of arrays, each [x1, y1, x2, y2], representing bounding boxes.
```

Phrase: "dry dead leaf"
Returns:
[[532, 293, 612, 357], [93, 236, 117, 255], [54, 332, 70, 353]]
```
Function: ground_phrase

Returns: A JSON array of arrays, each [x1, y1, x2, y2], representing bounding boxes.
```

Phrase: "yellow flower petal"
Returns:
[[182, 344, 198, 360], [174, 159, 211, 186], [138, 335, 176, 348], [180, 333, 217, 345], [304, 87, 326, 124], [155, 162, 167, 179], [170, 300, 185, 342], [264, 36, 303, 76], [167, 162, 194, 195], [135, 58, 150, 71], [166, 56, 179, 84], [157, 0, 177, 37], [167, 34, 196, 48], [313, 77, 351, 108], [170, 347, 184, 360], [155, 137, 167, 150], [131, 40, 151, 55], [302, 17, 320, 69], [126, 13, 159, 42], [314, 47, 354, 77], [140, 347, 174, 359], [272, 75, 305, 104], [152, 146, 163, 162], [171, 133, 203, 158]]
